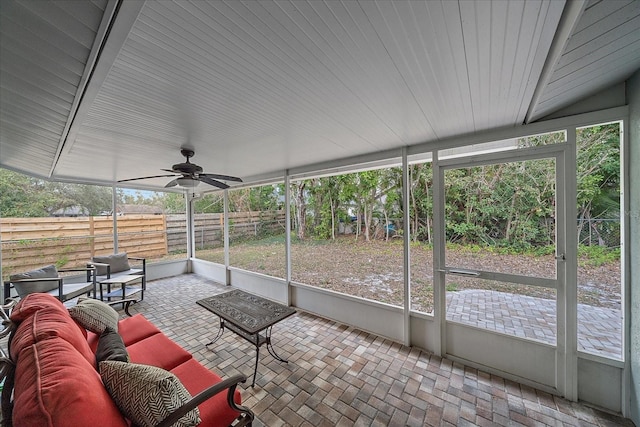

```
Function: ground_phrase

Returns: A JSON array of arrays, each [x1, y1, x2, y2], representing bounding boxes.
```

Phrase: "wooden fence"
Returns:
[[1, 210, 286, 279], [1, 215, 167, 278], [167, 210, 287, 251]]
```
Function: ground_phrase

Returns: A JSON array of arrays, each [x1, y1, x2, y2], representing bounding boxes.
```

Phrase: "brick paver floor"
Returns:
[[122, 274, 631, 426], [446, 290, 622, 359]]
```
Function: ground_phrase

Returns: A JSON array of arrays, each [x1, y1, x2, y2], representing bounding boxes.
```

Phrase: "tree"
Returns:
[[228, 185, 281, 212], [576, 123, 620, 246], [0, 169, 112, 217], [307, 176, 350, 240], [348, 169, 398, 241], [290, 181, 307, 240], [408, 163, 433, 243], [61, 184, 112, 215], [0, 169, 48, 217]]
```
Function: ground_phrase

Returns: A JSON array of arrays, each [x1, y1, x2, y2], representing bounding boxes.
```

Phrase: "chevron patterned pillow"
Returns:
[[69, 297, 119, 334], [100, 361, 201, 427]]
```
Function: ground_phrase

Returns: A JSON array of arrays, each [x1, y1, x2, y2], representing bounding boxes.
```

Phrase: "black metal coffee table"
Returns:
[[197, 289, 296, 387]]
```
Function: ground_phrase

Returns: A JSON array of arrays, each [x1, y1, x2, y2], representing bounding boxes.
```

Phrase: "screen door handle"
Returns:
[[447, 268, 480, 277]]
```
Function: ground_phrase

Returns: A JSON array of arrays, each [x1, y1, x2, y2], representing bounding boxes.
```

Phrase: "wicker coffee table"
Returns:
[[197, 289, 296, 387]]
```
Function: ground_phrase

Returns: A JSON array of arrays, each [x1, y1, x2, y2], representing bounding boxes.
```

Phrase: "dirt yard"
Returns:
[[193, 236, 620, 313]]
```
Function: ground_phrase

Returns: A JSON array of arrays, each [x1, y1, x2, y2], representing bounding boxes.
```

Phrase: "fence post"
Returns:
[[89, 216, 95, 257], [163, 214, 168, 254]]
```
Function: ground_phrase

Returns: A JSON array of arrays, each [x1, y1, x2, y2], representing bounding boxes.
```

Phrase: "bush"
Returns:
[[578, 245, 620, 266]]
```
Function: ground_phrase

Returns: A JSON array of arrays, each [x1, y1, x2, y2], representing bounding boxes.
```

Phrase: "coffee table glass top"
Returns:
[[197, 289, 296, 335]]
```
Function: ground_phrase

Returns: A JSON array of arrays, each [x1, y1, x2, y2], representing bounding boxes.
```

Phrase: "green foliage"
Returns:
[[576, 123, 620, 219], [445, 282, 460, 292], [229, 185, 282, 212], [2, 123, 621, 257], [195, 193, 224, 213], [55, 257, 69, 268], [517, 130, 566, 147], [159, 193, 186, 213], [531, 245, 555, 256], [0, 169, 112, 216], [578, 245, 620, 266], [443, 158, 557, 248]]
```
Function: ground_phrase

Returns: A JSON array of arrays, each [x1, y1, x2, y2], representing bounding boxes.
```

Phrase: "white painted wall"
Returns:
[[229, 268, 287, 303], [191, 259, 227, 284], [579, 358, 623, 413], [145, 260, 189, 281], [291, 282, 404, 342]]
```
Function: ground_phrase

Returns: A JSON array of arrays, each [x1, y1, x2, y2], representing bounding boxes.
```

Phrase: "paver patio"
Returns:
[[447, 290, 622, 359], [118, 274, 630, 426]]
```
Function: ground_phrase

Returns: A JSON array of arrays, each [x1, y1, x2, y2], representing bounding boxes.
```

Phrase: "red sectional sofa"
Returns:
[[2, 293, 254, 427]]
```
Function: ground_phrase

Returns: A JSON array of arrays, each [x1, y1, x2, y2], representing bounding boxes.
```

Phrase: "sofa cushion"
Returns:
[[127, 333, 192, 371], [100, 361, 201, 427], [87, 313, 162, 353], [10, 306, 95, 366], [13, 340, 128, 427], [117, 314, 163, 345], [11, 292, 68, 322], [96, 327, 129, 363], [9, 264, 59, 297], [171, 358, 244, 427], [69, 297, 119, 334], [92, 253, 131, 275]]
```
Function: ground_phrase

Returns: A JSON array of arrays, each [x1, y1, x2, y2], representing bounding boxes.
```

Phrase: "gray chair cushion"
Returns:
[[10, 265, 59, 297], [92, 253, 131, 275]]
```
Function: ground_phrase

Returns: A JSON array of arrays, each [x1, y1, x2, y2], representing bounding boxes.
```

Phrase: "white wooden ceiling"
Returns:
[[1, 0, 639, 191]]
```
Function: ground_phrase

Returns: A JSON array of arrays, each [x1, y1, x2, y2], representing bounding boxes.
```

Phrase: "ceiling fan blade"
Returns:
[[199, 175, 229, 189], [199, 173, 243, 182], [161, 168, 178, 173], [118, 174, 178, 183], [165, 179, 178, 188]]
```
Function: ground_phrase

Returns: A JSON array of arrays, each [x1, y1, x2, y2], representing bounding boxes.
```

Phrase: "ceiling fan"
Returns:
[[117, 148, 242, 189]]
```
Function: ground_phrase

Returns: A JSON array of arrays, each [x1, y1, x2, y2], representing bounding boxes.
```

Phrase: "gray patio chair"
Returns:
[[87, 252, 146, 300], [3, 265, 97, 303]]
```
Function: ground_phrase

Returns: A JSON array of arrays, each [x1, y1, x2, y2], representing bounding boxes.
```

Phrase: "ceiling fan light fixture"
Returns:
[[177, 177, 200, 188]]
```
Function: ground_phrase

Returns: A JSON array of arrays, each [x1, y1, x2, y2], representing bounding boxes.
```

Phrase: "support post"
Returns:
[[186, 191, 196, 260], [562, 127, 578, 401], [224, 190, 230, 285], [432, 151, 445, 356], [112, 184, 119, 253], [285, 171, 292, 305], [402, 148, 411, 346]]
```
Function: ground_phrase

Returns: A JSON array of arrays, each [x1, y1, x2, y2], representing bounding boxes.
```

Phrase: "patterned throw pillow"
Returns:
[[96, 327, 129, 363], [99, 361, 201, 427], [69, 297, 119, 334]]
